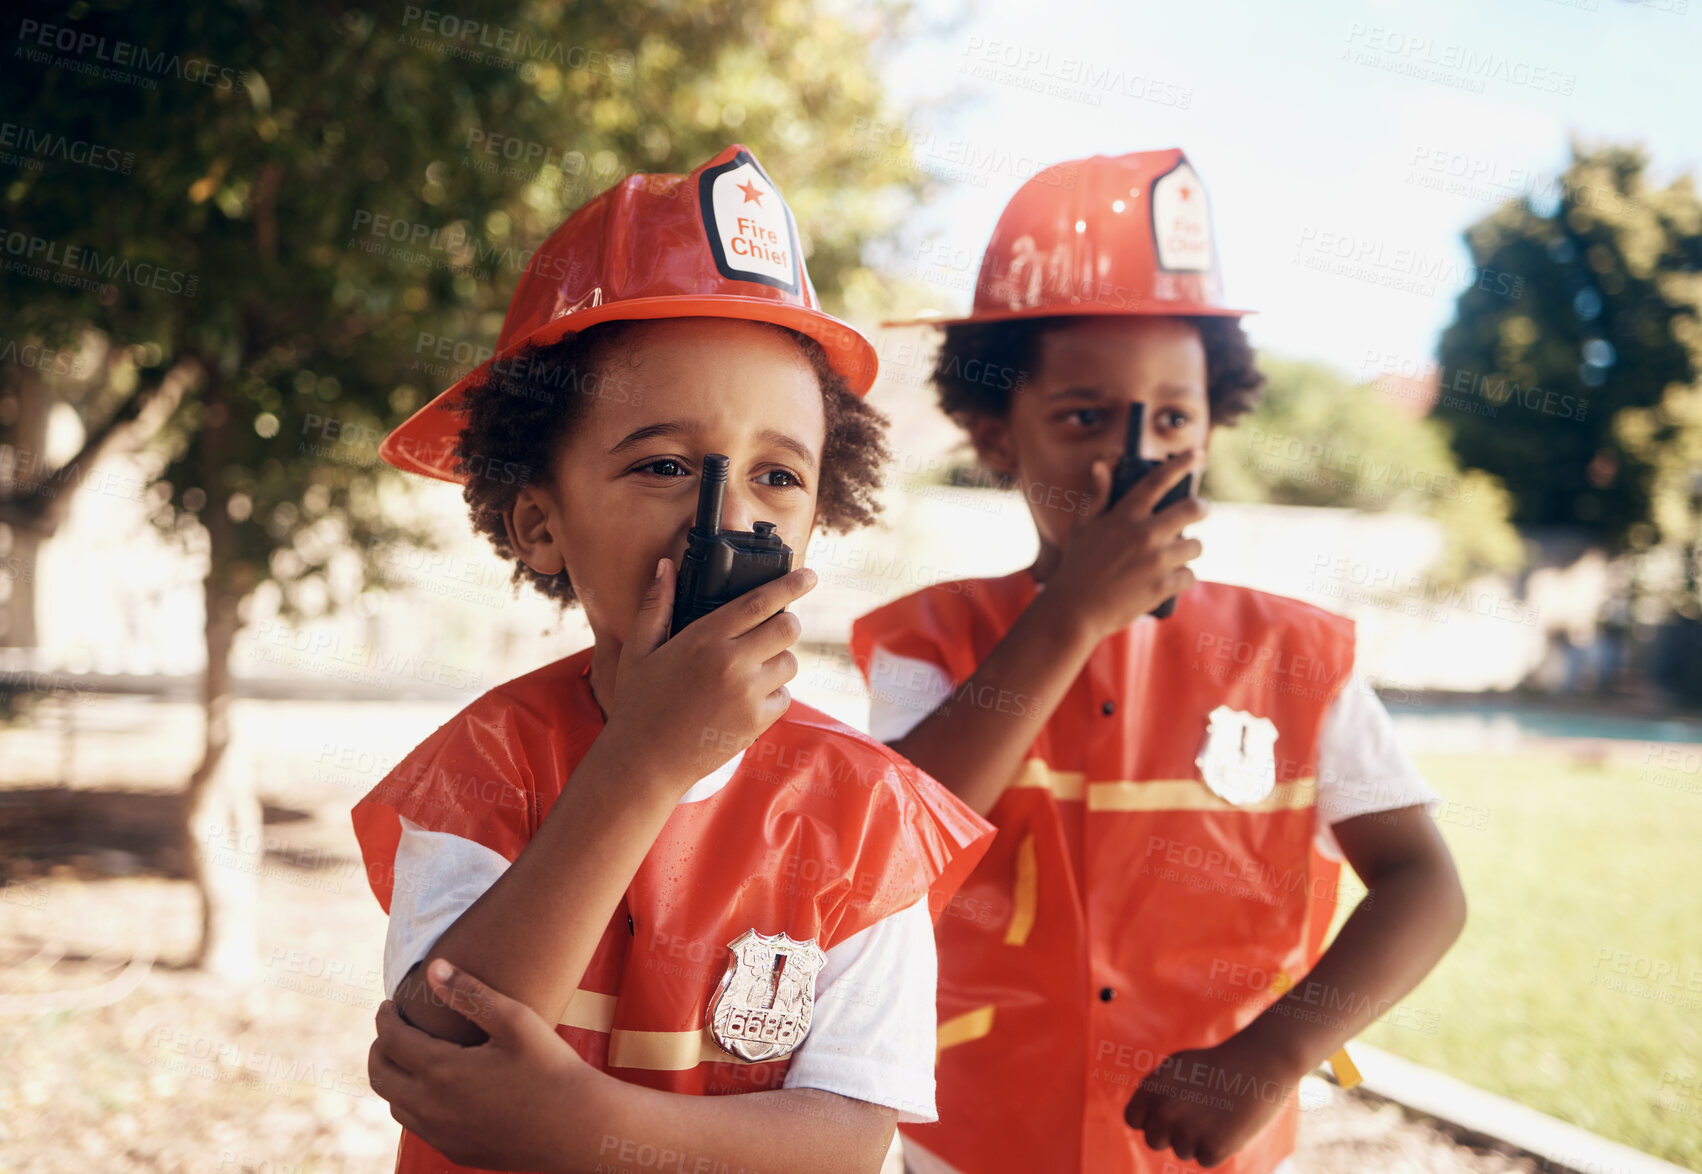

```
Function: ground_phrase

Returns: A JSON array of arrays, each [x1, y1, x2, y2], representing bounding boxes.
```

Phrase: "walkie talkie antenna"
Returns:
[[1124, 401, 1145, 464], [695, 453, 729, 535], [1112, 402, 1146, 502]]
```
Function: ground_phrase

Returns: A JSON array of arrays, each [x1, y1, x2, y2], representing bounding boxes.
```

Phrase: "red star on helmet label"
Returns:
[[1151, 160, 1213, 273], [699, 150, 801, 294]]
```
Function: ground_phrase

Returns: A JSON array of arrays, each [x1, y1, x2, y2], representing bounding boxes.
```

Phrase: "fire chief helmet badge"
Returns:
[[708, 929, 829, 1063], [1195, 704, 1280, 806], [1149, 158, 1214, 273], [698, 150, 803, 295]]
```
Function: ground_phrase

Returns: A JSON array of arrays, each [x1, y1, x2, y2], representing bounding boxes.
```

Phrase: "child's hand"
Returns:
[[1122, 1037, 1298, 1168], [1039, 453, 1205, 642], [602, 558, 817, 789], [368, 959, 606, 1172]]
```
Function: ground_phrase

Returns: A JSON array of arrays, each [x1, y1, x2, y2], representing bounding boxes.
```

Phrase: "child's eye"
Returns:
[[635, 457, 690, 478], [1062, 408, 1104, 429], [757, 468, 805, 489], [1159, 409, 1192, 430]]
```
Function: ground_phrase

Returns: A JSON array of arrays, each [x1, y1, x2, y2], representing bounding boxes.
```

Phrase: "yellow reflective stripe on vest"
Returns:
[[558, 989, 747, 1071], [1008, 761, 1317, 812], [937, 1004, 996, 1057], [1003, 834, 1038, 947], [1328, 1046, 1362, 1089], [1009, 758, 1084, 800], [1086, 777, 1317, 813], [560, 989, 618, 1033], [608, 1026, 743, 1071]]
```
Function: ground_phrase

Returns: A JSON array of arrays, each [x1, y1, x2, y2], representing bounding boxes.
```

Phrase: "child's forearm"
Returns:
[[550, 1073, 896, 1174], [1236, 834, 1466, 1075], [396, 732, 686, 1044], [887, 592, 1098, 815]]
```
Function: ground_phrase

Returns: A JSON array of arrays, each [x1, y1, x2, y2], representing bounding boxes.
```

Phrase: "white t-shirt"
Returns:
[[863, 644, 1437, 860], [382, 748, 940, 1123]]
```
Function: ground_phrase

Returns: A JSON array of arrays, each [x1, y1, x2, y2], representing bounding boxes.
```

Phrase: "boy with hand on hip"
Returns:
[[851, 149, 1466, 1174], [352, 144, 993, 1174]]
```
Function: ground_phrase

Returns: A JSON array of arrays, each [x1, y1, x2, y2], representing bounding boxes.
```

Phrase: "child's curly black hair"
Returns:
[[930, 314, 1266, 426], [451, 319, 890, 607]]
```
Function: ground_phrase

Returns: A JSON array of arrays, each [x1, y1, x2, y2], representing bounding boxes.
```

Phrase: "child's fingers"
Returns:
[[424, 959, 536, 1050], [1112, 451, 1195, 519], [757, 647, 800, 696], [1142, 494, 1208, 545], [1124, 1087, 1150, 1130], [1142, 1110, 1176, 1157], [367, 1032, 426, 1101], [735, 607, 804, 665], [1148, 534, 1203, 581], [376, 1075, 433, 1145], [374, 996, 453, 1076], [1170, 534, 1205, 566], [387, 1102, 432, 1146], [627, 558, 677, 659], [761, 684, 793, 723], [1074, 460, 1114, 529], [702, 567, 817, 639], [1173, 563, 1199, 594]]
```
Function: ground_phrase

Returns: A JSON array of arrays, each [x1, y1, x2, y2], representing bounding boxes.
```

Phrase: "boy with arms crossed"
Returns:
[[353, 145, 993, 1174]]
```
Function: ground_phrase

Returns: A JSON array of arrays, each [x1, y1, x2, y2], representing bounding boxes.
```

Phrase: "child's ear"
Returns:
[[965, 412, 1018, 479], [506, 487, 566, 575]]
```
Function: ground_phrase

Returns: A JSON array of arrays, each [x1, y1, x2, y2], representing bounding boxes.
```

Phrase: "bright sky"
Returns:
[[878, 0, 1701, 380]]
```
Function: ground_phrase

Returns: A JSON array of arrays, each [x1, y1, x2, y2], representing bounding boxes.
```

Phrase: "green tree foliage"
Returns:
[[0, 0, 927, 968], [1205, 355, 1524, 584], [2, 0, 926, 628], [1434, 144, 1702, 610]]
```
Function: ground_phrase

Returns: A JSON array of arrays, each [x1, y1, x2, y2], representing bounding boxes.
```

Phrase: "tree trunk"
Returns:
[[0, 365, 49, 648], [1, 528, 40, 648], [1, 345, 194, 647], [181, 373, 261, 978]]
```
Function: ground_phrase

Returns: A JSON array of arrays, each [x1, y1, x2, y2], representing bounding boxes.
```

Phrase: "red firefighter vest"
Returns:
[[352, 647, 994, 1174], [850, 573, 1355, 1174]]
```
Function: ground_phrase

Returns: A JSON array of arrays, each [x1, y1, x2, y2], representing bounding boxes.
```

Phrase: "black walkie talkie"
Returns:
[[1108, 402, 1192, 619], [670, 453, 795, 636]]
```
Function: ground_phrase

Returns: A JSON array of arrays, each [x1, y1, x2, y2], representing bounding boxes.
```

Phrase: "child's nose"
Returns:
[[717, 485, 763, 534]]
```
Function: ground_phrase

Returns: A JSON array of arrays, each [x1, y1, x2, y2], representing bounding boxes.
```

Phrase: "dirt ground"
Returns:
[[0, 696, 1549, 1173]]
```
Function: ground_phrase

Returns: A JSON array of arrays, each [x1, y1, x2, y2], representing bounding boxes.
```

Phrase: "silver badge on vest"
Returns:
[[708, 930, 828, 1062], [1196, 704, 1279, 805]]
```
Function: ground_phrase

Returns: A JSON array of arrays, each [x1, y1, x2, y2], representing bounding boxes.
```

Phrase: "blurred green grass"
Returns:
[[1338, 753, 1702, 1169]]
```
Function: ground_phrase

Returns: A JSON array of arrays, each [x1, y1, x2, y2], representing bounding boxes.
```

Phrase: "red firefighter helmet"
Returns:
[[890, 147, 1252, 327], [381, 144, 879, 482]]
